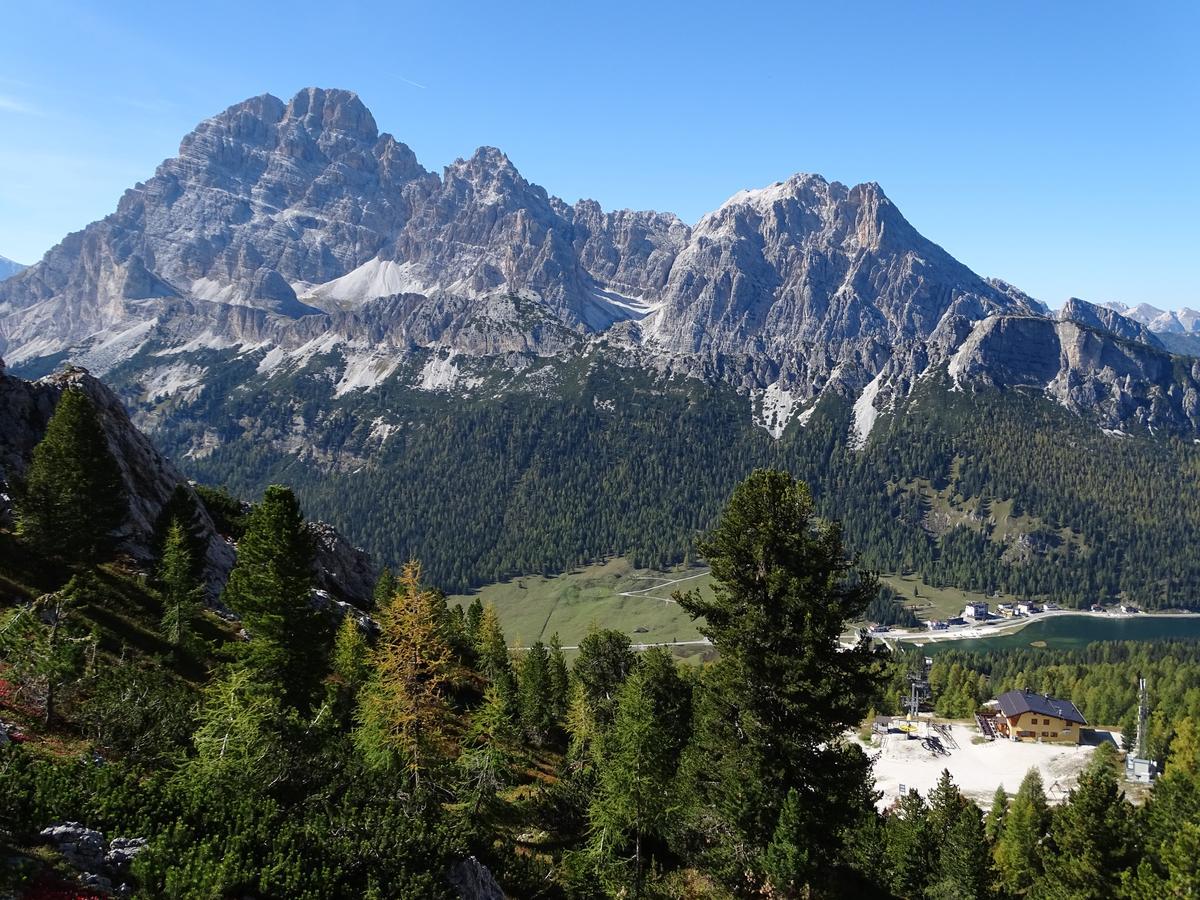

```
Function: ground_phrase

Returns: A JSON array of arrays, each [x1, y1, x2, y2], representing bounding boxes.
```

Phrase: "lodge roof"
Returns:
[[996, 689, 1087, 725]]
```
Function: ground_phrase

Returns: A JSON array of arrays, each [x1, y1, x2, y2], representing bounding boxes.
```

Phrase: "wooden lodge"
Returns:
[[992, 689, 1087, 744]]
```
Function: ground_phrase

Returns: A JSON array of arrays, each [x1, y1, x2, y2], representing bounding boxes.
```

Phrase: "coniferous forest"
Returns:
[[4, 390, 1200, 897], [145, 355, 1200, 607]]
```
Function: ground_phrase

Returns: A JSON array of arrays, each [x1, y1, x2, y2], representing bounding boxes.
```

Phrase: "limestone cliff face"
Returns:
[[2, 87, 1199, 442], [948, 317, 1200, 432]]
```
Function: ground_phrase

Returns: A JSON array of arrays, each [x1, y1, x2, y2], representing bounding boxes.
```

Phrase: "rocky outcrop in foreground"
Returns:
[[0, 357, 376, 606]]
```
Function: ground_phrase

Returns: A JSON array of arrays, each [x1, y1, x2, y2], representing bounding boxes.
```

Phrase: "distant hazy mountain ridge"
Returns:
[[0, 255, 25, 282]]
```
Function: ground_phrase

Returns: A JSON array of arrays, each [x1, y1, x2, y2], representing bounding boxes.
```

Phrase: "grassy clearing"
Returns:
[[879, 572, 1022, 622], [449, 557, 712, 651]]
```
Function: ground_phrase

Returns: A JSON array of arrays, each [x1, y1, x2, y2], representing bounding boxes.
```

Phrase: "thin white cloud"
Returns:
[[399, 77, 428, 90], [0, 94, 40, 115]]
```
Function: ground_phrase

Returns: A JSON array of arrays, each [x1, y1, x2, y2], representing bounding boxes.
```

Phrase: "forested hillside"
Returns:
[[144, 352, 1200, 607], [5, 394, 1200, 897]]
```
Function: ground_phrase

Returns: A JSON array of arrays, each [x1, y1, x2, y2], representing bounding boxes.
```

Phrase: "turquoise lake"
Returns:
[[911, 614, 1200, 654]]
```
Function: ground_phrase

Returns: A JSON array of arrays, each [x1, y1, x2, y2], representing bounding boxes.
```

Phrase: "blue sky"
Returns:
[[2, 0, 1197, 308]]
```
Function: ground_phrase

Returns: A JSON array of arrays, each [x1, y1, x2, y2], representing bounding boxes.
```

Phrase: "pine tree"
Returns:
[[354, 562, 455, 784], [517, 641, 554, 746], [159, 516, 203, 650], [373, 567, 397, 607], [548, 632, 570, 721], [986, 784, 1010, 846], [220, 485, 328, 711], [588, 668, 676, 897], [465, 598, 484, 645], [475, 604, 516, 712], [1034, 752, 1137, 898], [885, 789, 933, 897], [573, 627, 636, 729], [16, 387, 126, 561], [676, 469, 882, 888], [458, 684, 520, 817], [930, 802, 990, 900]]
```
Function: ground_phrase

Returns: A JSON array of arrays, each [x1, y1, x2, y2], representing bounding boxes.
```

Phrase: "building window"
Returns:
[[1042, 731, 1049, 737], [1051, 733, 1058, 737]]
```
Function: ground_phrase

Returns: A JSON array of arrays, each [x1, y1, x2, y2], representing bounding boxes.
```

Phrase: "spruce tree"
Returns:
[[995, 767, 1050, 896], [159, 516, 203, 650], [16, 387, 126, 561], [930, 802, 990, 900], [220, 484, 327, 711], [986, 784, 1010, 845], [588, 668, 675, 896], [1034, 752, 1137, 898], [677, 469, 882, 888], [885, 789, 933, 897], [548, 632, 570, 721], [517, 641, 554, 746], [372, 567, 396, 607]]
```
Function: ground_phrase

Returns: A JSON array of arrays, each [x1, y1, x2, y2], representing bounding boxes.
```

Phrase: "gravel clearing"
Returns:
[[860, 720, 1121, 809]]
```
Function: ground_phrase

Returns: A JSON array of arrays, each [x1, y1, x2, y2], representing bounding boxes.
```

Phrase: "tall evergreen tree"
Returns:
[[995, 767, 1050, 896], [986, 784, 1010, 846], [588, 667, 676, 897], [517, 641, 554, 746], [16, 387, 126, 561], [885, 789, 934, 898], [1124, 717, 1200, 896], [1033, 751, 1137, 898], [676, 469, 882, 889], [930, 802, 990, 900], [220, 485, 328, 711], [159, 516, 203, 650], [573, 627, 636, 730], [547, 632, 570, 722]]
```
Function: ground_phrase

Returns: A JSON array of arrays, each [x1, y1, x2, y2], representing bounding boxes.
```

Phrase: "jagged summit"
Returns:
[[2, 87, 1199, 442]]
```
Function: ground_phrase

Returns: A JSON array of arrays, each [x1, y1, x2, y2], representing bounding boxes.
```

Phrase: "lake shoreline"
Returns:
[[877, 607, 1200, 647]]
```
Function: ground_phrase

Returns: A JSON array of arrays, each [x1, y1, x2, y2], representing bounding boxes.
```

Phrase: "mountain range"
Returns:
[[0, 255, 25, 281], [2, 87, 1198, 600]]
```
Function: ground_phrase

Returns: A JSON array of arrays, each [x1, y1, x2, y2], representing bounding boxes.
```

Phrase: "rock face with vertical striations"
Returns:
[[2, 86, 1199, 447]]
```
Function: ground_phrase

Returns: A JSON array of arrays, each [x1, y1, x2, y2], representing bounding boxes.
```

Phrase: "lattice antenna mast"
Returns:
[[1136, 676, 1150, 760]]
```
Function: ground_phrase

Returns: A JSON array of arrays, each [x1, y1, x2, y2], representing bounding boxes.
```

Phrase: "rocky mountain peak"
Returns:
[[1059, 297, 1163, 348], [282, 87, 377, 142]]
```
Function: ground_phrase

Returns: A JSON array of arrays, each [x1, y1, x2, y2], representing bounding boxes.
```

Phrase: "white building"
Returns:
[[964, 601, 989, 620]]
